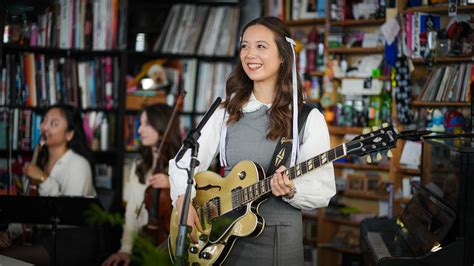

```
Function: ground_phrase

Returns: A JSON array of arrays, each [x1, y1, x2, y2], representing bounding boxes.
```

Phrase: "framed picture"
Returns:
[[366, 175, 381, 192], [346, 174, 365, 192], [299, 0, 318, 19]]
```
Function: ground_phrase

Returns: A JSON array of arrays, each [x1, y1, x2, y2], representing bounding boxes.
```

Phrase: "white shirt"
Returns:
[[119, 161, 149, 254], [39, 149, 96, 197], [169, 94, 336, 210]]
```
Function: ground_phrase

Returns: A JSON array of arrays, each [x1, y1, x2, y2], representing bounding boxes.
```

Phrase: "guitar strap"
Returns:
[[266, 103, 314, 176]]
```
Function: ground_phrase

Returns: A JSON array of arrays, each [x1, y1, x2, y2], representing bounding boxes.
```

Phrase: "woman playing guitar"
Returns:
[[169, 17, 336, 265], [102, 102, 182, 266]]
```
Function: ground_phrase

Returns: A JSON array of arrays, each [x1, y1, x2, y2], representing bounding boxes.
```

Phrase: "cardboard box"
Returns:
[[126, 91, 166, 111]]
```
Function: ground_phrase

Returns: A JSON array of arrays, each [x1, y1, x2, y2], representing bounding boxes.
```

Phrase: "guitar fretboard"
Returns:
[[231, 144, 346, 208]]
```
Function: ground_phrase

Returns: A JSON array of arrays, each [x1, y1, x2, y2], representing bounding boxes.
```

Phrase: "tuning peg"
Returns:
[[382, 122, 389, 128], [376, 152, 382, 161], [372, 126, 379, 132], [387, 150, 393, 158], [366, 155, 372, 163], [363, 127, 371, 134]]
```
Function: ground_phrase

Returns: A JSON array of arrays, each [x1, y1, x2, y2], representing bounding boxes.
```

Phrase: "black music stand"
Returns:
[[0, 195, 103, 266]]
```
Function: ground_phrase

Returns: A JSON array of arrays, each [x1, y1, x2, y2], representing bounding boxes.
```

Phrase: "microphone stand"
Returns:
[[174, 97, 222, 265]]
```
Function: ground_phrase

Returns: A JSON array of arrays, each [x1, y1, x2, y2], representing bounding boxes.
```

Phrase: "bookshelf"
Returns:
[[393, 0, 474, 223], [263, 1, 390, 265], [264, 1, 396, 265], [0, 0, 242, 212], [123, 1, 239, 154], [0, 0, 126, 211]]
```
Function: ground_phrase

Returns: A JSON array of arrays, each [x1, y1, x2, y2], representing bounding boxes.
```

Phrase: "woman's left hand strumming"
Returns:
[[271, 166, 296, 199], [22, 163, 47, 182], [148, 173, 170, 188]]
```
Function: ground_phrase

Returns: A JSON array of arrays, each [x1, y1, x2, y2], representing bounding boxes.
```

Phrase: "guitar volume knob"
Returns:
[[201, 252, 211, 260], [189, 246, 198, 254]]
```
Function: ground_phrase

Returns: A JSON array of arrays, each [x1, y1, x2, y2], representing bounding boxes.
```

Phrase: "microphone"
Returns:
[[175, 97, 222, 162]]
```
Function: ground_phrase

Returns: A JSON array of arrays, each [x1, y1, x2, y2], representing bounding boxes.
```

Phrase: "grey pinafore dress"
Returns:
[[222, 106, 304, 265]]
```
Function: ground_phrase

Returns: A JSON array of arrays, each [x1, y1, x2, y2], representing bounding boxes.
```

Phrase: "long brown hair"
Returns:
[[224, 16, 304, 140], [136, 104, 181, 184]]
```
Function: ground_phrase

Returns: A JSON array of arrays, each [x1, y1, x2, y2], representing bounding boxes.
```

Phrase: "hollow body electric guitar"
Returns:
[[168, 125, 398, 265]]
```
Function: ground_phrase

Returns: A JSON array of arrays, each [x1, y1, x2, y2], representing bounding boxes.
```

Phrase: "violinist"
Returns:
[[102, 103, 181, 266], [0, 104, 97, 266]]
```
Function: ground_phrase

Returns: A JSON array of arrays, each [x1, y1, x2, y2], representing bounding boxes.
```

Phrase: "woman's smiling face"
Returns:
[[240, 24, 281, 87]]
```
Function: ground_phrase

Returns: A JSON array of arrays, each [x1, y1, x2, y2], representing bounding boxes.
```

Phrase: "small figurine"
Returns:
[[427, 108, 445, 132], [444, 109, 466, 133]]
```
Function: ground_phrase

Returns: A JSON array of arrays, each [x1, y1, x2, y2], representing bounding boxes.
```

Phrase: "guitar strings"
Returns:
[[206, 129, 390, 219]]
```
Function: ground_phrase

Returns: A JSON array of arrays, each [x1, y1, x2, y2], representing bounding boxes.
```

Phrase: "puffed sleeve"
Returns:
[[282, 108, 336, 210]]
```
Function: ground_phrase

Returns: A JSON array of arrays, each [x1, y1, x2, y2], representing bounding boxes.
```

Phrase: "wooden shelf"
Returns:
[[286, 18, 326, 26], [411, 101, 471, 107], [404, 4, 474, 14], [303, 239, 318, 247], [334, 162, 389, 171], [0, 105, 118, 112], [328, 126, 364, 135], [0, 149, 118, 158], [330, 18, 385, 27], [332, 76, 389, 81], [3, 43, 122, 56], [308, 70, 324, 77], [343, 191, 389, 201], [323, 217, 361, 227], [318, 243, 361, 255], [127, 51, 236, 61], [412, 55, 474, 64], [328, 47, 384, 54], [398, 167, 421, 175], [395, 197, 412, 204]]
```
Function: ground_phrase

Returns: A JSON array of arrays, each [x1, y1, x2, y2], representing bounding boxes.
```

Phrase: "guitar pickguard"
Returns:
[[209, 206, 247, 243]]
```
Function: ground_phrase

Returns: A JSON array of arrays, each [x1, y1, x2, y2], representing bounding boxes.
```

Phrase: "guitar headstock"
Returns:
[[346, 123, 398, 158]]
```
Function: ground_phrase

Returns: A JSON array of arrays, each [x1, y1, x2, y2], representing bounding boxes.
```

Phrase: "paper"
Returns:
[[362, 33, 382, 48], [402, 178, 412, 198], [340, 78, 382, 95], [400, 141, 422, 168], [378, 201, 389, 217], [380, 18, 400, 45]]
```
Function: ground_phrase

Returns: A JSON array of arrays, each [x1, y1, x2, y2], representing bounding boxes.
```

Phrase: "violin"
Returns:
[[26, 141, 44, 196], [22, 140, 44, 245], [141, 91, 185, 245]]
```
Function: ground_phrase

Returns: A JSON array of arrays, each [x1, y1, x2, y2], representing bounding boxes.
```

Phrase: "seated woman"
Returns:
[[102, 103, 181, 266], [0, 104, 97, 266]]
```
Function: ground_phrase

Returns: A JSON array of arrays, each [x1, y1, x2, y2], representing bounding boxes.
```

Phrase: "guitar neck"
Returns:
[[283, 144, 346, 180], [234, 144, 347, 206]]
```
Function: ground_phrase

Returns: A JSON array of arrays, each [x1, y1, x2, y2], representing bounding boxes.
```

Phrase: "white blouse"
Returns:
[[39, 149, 96, 197], [119, 161, 149, 254], [169, 94, 336, 210]]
